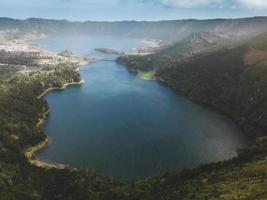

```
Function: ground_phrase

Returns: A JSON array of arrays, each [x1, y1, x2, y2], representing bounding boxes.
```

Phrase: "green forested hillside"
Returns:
[[0, 63, 266, 200], [1, 19, 267, 199], [118, 32, 267, 139], [0, 66, 266, 199], [0, 73, 266, 200], [0, 64, 122, 200], [0, 56, 266, 200]]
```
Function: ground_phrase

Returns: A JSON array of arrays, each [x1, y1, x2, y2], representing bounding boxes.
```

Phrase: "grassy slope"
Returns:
[[137, 70, 157, 80]]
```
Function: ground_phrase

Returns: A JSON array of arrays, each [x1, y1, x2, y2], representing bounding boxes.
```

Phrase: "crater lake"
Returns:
[[36, 35, 248, 181]]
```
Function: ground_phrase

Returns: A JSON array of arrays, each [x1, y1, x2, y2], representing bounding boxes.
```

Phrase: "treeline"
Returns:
[[0, 64, 22, 80], [0, 50, 40, 66], [33, 63, 81, 90]]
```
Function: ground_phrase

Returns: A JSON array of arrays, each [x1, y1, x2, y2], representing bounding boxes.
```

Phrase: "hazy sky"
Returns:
[[1, 0, 267, 21]]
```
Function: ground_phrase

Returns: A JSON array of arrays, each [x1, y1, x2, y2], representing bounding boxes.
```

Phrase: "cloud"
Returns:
[[237, 0, 267, 9], [134, 0, 267, 9], [138, 0, 223, 8]]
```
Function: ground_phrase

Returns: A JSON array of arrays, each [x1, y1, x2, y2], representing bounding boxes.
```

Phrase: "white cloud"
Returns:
[[142, 0, 224, 8], [237, 0, 267, 9], [136, 0, 267, 9]]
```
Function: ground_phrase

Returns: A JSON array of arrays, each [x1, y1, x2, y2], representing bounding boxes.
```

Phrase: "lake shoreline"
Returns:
[[25, 136, 69, 169], [27, 36, 249, 180], [36, 61, 248, 180], [117, 60, 255, 142], [37, 79, 85, 99], [24, 38, 165, 173], [25, 78, 85, 170]]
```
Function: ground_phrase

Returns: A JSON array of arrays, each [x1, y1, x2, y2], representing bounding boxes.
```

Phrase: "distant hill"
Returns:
[[2, 17, 267, 42]]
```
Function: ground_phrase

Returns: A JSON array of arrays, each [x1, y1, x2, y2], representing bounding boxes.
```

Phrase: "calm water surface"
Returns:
[[37, 35, 248, 181]]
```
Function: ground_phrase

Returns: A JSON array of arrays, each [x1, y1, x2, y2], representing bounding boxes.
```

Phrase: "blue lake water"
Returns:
[[36, 35, 248, 181]]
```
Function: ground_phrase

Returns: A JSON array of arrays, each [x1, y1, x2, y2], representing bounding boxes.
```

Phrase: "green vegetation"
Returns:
[[1, 21, 267, 198], [118, 32, 267, 139], [117, 31, 267, 198], [0, 63, 121, 200], [0, 64, 23, 80], [107, 145, 267, 200], [0, 69, 265, 200], [0, 50, 40, 66], [137, 70, 157, 80], [0, 55, 266, 200]]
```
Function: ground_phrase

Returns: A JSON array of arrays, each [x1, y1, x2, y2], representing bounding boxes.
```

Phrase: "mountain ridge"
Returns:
[[2, 17, 267, 42]]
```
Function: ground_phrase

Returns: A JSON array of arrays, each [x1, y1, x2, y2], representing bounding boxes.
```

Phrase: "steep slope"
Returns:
[[159, 31, 230, 56], [117, 31, 232, 73], [118, 32, 267, 139]]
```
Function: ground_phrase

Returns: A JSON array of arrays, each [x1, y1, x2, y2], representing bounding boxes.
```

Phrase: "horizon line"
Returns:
[[1, 15, 267, 23]]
